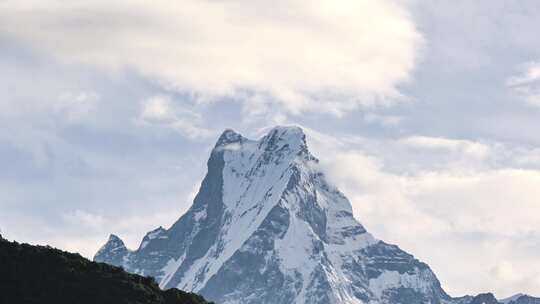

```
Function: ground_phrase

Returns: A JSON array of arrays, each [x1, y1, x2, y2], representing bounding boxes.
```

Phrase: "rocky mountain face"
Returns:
[[465, 293, 540, 304], [0, 235, 213, 304], [500, 294, 540, 304], [95, 126, 536, 304]]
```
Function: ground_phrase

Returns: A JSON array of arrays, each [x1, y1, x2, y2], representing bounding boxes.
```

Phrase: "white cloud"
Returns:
[[515, 148, 540, 167], [63, 209, 105, 230], [507, 62, 540, 86], [0, 0, 422, 116], [399, 136, 491, 160], [55, 91, 100, 122], [408, 170, 540, 236], [364, 112, 403, 126], [138, 95, 214, 139], [305, 130, 540, 297], [506, 61, 540, 107], [140, 95, 173, 122]]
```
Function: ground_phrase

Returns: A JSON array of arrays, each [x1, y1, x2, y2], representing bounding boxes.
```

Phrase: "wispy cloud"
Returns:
[[0, 0, 422, 116], [399, 136, 490, 159], [507, 61, 540, 107], [55, 91, 100, 122], [137, 95, 214, 139], [363, 113, 403, 127]]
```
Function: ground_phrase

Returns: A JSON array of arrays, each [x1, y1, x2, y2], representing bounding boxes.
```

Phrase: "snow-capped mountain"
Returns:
[[94, 126, 532, 304]]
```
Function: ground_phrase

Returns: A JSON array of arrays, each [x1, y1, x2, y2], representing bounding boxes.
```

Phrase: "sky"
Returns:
[[1, 0, 540, 299]]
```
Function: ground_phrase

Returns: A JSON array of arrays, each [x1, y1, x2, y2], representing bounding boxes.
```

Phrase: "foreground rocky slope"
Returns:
[[0, 236, 213, 304], [95, 126, 538, 304]]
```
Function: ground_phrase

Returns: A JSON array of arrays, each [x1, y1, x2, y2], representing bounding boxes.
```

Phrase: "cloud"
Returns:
[[0, 0, 422, 116], [515, 148, 540, 167], [305, 129, 540, 297], [363, 113, 403, 126], [63, 209, 106, 230], [399, 136, 490, 159], [55, 91, 100, 122], [140, 96, 173, 122], [506, 61, 540, 107], [408, 169, 540, 237], [137, 95, 214, 139]]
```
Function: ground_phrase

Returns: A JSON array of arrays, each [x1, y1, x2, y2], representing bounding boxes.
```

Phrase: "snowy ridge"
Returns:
[[174, 127, 311, 292], [499, 294, 540, 304], [95, 126, 510, 304], [500, 294, 525, 304]]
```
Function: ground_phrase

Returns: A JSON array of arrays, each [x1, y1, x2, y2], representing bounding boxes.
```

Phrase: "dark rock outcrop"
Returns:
[[0, 236, 213, 304]]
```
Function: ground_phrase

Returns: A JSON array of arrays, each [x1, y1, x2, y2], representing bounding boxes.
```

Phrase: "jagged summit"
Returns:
[[258, 125, 308, 154], [215, 129, 246, 147], [469, 293, 499, 304], [500, 294, 526, 304], [499, 294, 540, 304], [95, 234, 129, 266], [95, 126, 444, 304], [215, 125, 307, 150], [95, 126, 527, 304], [103, 234, 126, 249], [261, 125, 307, 143]]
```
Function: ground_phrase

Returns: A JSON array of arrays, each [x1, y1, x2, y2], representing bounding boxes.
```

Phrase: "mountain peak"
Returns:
[[95, 125, 461, 304], [94, 234, 129, 264], [213, 126, 309, 160], [215, 126, 307, 149], [106, 234, 125, 246], [215, 129, 246, 147], [500, 294, 540, 304], [470, 293, 499, 304], [500, 294, 525, 304], [262, 125, 306, 143]]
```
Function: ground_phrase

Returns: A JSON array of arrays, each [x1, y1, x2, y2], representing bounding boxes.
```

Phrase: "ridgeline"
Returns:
[[0, 236, 214, 304]]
